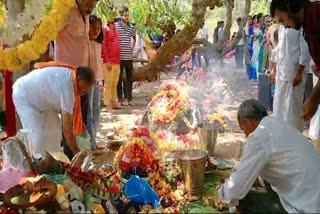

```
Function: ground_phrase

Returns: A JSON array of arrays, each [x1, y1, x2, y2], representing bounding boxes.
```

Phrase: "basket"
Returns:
[[91, 167, 122, 201], [2, 177, 57, 210], [63, 163, 97, 192], [0, 137, 35, 193], [1, 137, 34, 172]]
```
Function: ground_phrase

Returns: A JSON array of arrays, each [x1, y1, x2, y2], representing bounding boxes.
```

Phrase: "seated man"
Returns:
[[12, 62, 94, 159], [218, 99, 320, 213]]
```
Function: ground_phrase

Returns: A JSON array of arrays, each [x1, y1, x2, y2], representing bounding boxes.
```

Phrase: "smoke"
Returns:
[[173, 61, 250, 131]]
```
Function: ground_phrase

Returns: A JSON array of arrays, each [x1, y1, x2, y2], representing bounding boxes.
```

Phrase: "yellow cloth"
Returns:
[[103, 64, 120, 106]]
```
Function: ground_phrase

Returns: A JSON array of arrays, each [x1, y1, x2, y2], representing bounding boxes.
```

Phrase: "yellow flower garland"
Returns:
[[0, 0, 75, 71], [0, 9, 5, 26]]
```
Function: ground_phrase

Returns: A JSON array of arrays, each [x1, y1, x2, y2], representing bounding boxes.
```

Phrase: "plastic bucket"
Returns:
[[178, 149, 208, 195]]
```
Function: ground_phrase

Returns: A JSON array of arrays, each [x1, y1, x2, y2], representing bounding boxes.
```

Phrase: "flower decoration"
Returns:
[[0, 0, 74, 71], [204, 112, 227, 129], [154, 130, 196, 154], [132, 127, 161, 155], [114, 137, 160, 174], [148, 82, 189, 129], [148, 170, 171, 197]]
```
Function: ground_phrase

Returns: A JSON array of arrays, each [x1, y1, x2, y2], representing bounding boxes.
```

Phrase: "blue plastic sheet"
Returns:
[[124, 175, 160, 208]]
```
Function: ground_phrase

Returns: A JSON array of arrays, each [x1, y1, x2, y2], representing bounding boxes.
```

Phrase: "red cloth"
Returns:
[[303, 1, 320, 75], [101, 23, 120, 65], [4, 71, 16, 138]]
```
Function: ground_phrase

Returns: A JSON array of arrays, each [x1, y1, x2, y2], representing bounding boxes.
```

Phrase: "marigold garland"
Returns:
[[148, 83, 189, 127], [204, 112, 227, 129], [114, 137, 160, 174], [0, 0, 75, 71], [0, 5, 5, 26]]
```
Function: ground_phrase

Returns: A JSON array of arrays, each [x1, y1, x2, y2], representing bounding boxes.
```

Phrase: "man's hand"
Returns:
[[105, 63, 112, 71], [269, 69, 276, 83], [62, 111, 80, 155], [301, 94, 319, 121], [293, 65, 304, 87], [311, 64, 320, 78], [292, 71, 303, 87]]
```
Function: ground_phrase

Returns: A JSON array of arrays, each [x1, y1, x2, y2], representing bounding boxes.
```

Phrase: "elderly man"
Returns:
[[270, 0, 320, 121], [12, 62, 94, 158], [55, 0, 99, 159], [218, 99, 320, 213]]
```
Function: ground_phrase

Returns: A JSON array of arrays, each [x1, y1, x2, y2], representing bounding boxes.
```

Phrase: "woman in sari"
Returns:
[[249, 14, 264, 80], [257, 14, 265, 74], [248, 15, 258, 80]]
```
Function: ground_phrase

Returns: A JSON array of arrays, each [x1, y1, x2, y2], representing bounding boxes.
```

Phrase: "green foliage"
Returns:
[[95, 0, 191, 33], [94, 0, 118, 22], [251, 0, 270, 15], [129, 0, 191, 33]]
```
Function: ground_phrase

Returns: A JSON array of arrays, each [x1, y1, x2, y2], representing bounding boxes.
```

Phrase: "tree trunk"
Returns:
[[6, 0, 24, 22], [222, 0, 251, 55], [135, 0, 223, 81], [216, 0, 234, 52], [6, 0, 28, 134], [192, 0, 251, 59], [244, 0, 251, 18]]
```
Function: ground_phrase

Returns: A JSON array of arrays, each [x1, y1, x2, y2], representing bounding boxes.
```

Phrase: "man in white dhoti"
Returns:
[[12, 62, 94, 158], [218, 99, 320, 213], [271, 25, 310, 132]]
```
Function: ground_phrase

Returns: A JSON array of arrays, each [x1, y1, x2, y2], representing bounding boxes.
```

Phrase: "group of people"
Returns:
[[242, 13, 273, 80], [8, 0, 320, 212], [218, 0, 320, 212], [12, 1, 139, 160], [10, 0, 182, 161]]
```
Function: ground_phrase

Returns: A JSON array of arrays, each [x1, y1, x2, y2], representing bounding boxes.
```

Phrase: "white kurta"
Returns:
[[272, 25, 310, 132], [12, 67, 75, 156], [218, 116, 320, 213], [309, 73, 320, 152]]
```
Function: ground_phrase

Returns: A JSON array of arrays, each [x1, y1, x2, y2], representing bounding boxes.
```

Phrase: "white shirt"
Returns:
[[218, 116, 320, 213], [13, 66, 75, 114], [275, 25, 310, 81], [133, 33, 144, 58], [236, 26, 244, 46], [218, 27, 224, 41], [201, 26, 209, 38]]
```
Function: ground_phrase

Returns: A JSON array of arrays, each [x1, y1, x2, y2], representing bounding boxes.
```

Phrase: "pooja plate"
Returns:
[[96, 163, 116, 179]]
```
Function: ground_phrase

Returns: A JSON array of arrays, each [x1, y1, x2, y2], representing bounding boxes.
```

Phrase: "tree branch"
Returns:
[[192, 0, 251, 57], [136, 0, 223, 81], [222, 0, 251, 55], [216, 0, 234, 52]]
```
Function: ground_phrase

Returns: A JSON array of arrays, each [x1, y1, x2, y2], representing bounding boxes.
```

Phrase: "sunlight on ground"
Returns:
[[97, 60, 256, 159]]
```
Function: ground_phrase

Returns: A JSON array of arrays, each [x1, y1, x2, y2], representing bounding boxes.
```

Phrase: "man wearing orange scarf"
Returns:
[[12, 62, 94, 158]]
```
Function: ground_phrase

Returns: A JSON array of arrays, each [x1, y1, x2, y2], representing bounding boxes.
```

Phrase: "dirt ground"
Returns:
[[97, 59, 258, 161]]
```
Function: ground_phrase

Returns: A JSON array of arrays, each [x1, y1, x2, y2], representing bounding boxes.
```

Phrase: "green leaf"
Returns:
[[189, 206, 220, 214]]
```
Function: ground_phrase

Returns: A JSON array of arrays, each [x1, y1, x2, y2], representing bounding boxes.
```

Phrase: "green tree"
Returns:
[[95, 0, 258, 81]]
